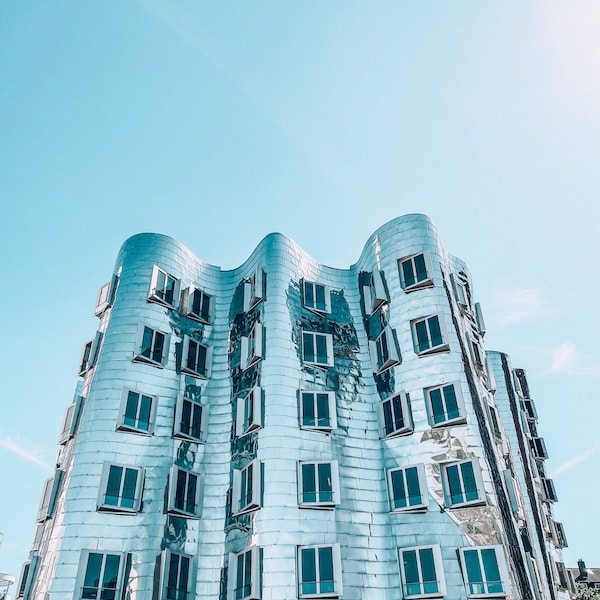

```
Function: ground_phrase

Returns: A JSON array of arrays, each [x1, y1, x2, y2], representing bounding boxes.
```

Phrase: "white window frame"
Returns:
[[181, 335, 212, 378], [159, 549, 196, 600], [174, 394, 208, 443], [16, 556, 38, 600], [36, 470, 63, 522], [424, 383, 466, 427], [180, 285, 213, 324], [302, 280, 331, 315], [297, 543, 343, 599], [369, 326, 401, 374], [299, 390, 337, 432], [97, 462, 144, 513], [297, 461, 340, 509], [236, 386, 262, 437], [522, 398, 538, 421], [243, 268, 265, 313], [458, 545, 510, 598], [411, 314, 449, 356], [59, 395, 84, 443], [442, 458, 485, 508], [78, 339, 93, 376], [148, 264, 180, 308], [469, 335, 485, 371], [31, 522, 44, 552], [227, 546, 261, 600], [502, 470, 523, 518], [302, 331, 334, 368], [398, 544, 446, 598], [94, 274, 119, 317], [387, 464, 427, 513], [363, 269, 389, 314], [554, 521, 568, 548], [398, 252, 433, 292], [116, 389, 156, 435], [74, 550, 127, 600], [232, 460, 262, 516], [451, 273, 470, 312], [167, 466, 203, 518], [530, 437, 549, 460], [378, 392, 413, 438], [474, 302, 486, 335], [241, 322, 264, 370], [133, 323, 169, 367], [541, 478, 558, 503]]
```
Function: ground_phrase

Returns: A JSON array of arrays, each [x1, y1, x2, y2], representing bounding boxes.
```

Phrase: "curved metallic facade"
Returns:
[[19, 214, 568, 600]]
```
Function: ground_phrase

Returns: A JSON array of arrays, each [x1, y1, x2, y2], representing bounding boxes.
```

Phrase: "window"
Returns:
[[398, 253, 433, 291], [97, 463, 144, 513], [387, 465, 427, 512], [411, 315, 448, 355], [297, 544, 342, 598], [470, 336, 484, 371], [424, 383, 465, 427], [530, 437, 548, 460], [399, 545, 445, 598], [133, 324, 168, 367], [59, 396, 84, 443], [541, 478, 558, 503], [486, 403, 502, 440], [227, 546, 261, 600], [167, 466, 203, 518], [442, 459, 484, 508], [363, 270, 388, 314], [302, 331, 334, 368], [78, 335, 100, 376], [379, 393, 412, 438], [303, 280, 331, 315], [241, 322, 263, 369], [554, 521, 568, 548], [474, 302, 486, 335], [244, 268, 264, 312], [160, 549, 195, 600], [459, 546, 509, 598], [181, 285, 212, 324], [522, 398, 538, 421], [236, 386, 262, 437], [299, 391, 336, 432], [370, 327, 401, 374], [76, 551, 127, 600], [94, 274, 119, 317], [451, 273, 470, 312], [31, 523, 44, 552], [555, 561, 570, 591], [232, 460, 262, 515], [16, 556, 38, 600], [149, 265, 179, 308], [502, 470, 523, 517], [174, 394, 207, 442], [298, 461, 340, 508], [117, 389, 155, 435], [37, 471, 63, 522], [181, 336, 211, 378]]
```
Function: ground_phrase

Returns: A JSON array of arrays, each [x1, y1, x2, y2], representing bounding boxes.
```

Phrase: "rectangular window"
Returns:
[[387, 465, 427, 512], [174, 394, 207, 442], [411, 315, 448, 355], [530, 437, 548, 460], [370, 327, 401, 374], [94, 274, 119, 317], [241, 322, 263, 370], [31, 523, 44, 552], [486, 403, 502, 440], [59, 396, 84, 444], [502, 470, 523, 517], [459, 546, 509, 598], [181, 285, 212, 324], [243, 268, 265, 312], [554, 521, 568, 548], [97, 463, 143, 513], [233, 460, 262, 515], [36, 470, 63, 522], [78, 339, 94, 376], [442, 459, 484, 508], [299, 391, 336, 432], [133, 324, 168, 367], [555, 562, 569, 590], [16, 556, 39, 600], [425, 383, 465, 427], [160, 549, 195, 600], [470, 336, 484, 371], [399, 545, 445, 598], [76, 551, 126, 600], [474, 302, 486, 335], [541, 478, 558, 503], [236, 386, 262, 437], [149, 265, 179, 308], [181, 336, 211, 378], [167, 466, 203, 518], [398, 253, 433, 291], [363, 270, 389, 314], [227, 546, 261, 600], [117, 389, 155, 435], [379, 393, 412, 438], [297, 544, 342, 598], [303, 280, 331, 314], [298, 461, 340, 508], [302, 331, 334, 368], [522, 398, 538, 421]]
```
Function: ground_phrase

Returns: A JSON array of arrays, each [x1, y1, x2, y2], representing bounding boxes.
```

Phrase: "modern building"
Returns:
[[17, 214, 569, 599]]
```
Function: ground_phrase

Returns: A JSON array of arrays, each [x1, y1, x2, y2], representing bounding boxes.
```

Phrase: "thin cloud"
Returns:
[[550, 443, 600, 478], [490, 287, 552, 326], [0, 435, 53, 470], [547, 342, 600, 377]]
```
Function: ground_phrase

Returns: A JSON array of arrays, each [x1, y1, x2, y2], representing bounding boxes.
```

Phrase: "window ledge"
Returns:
[[133, 355, 164, 368], [416, 344, 450, 357], [403, 279, 434, 293]]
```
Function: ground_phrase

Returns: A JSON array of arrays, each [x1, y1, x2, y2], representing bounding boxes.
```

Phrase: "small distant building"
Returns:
[[569, 559, 600, 592]]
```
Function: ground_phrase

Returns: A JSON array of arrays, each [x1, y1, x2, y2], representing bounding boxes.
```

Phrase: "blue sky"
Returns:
[[1, 0, 599, 580]]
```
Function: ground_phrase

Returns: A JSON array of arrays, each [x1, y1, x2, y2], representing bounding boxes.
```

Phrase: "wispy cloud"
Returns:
[[546, 342, 600, 377], [489, 287, 552, 326], [0, 435, 53, 470], [550, 442, 600, 478]]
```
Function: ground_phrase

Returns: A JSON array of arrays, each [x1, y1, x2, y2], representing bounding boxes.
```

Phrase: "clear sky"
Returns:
[[1, 0, 599, 581]]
